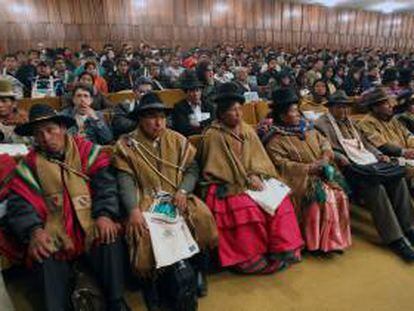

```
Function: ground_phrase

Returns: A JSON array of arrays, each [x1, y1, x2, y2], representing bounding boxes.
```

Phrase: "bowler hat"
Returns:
[[214, 82, 245, 104]]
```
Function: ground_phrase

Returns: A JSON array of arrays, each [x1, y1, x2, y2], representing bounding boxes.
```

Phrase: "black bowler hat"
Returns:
[[272, 87, 299, 107], [15, 104, 76, 136], [326, 90, 354, 107], [271, 87, 299, 117], [214, 82, 245, 104]]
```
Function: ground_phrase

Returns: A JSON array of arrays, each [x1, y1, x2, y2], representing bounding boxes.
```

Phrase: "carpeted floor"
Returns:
[[6, 207, 414, 311]]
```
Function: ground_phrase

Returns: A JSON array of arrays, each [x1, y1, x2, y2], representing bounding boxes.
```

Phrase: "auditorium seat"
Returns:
[[18, 97, 62, 111], [188, 134, 203, 149], [254, 100, 271, 123], [241, 103, 258, 125], [106, 91, 135, 105], [154, 89, 186, 108]]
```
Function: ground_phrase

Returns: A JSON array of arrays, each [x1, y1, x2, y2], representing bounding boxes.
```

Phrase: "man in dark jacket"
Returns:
[[316, 91, 414, 262], [172, 71, 214, 137], [7, 104, 129, 311], [111, 76, 153, 138]]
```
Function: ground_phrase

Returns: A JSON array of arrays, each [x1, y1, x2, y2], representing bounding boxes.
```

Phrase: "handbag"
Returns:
[[159, 260, 198, 311], [345, 161, 406, 184]]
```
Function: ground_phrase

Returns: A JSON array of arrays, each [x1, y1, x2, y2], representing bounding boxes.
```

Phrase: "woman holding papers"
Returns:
[[198, 83, 303, 274], [264, 88, 351, 254]]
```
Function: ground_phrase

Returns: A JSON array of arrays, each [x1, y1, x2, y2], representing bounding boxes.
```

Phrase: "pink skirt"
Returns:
[[303, 183, 352, 252], [205, 184, 304, 273]]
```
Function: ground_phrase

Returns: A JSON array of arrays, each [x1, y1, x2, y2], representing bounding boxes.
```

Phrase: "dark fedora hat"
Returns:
[[382, 67, 399, 84], [360, 87, 389, 109], [214, 82, 245, 104], [15, 104, 76, 136], [327, 90, 354, 107], [399, 68, 413, 85], [134, 92, 171, 115], [178, 70, 203, 91]]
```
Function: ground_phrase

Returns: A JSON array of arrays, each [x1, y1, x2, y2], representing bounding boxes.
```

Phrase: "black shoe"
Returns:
[[405, 230, 414, 246], [107, 298, 131, 311], [196, 271, 208, 298], [389, 238, 414, 262], [141, 281, 162, 311]]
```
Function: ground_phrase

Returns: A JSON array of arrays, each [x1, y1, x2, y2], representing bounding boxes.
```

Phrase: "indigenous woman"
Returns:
[[264, 88, 351, 254], [198, 83, 303, 274]]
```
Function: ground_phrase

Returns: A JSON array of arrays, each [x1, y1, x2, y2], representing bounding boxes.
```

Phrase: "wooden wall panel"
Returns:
[[1, 0, 414, 53]]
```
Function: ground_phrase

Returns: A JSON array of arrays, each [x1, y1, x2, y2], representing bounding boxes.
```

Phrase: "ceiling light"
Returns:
[[308, 0, 344, 7], [214, 3, 229, 13], [133, 0, 146, 9], [340, 13, 352, 22], [10, 4, 30, 14], [369, 2, 409, 14]]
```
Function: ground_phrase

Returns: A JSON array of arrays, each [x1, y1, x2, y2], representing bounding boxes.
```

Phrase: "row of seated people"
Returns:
[[1, 78, 414, 310]]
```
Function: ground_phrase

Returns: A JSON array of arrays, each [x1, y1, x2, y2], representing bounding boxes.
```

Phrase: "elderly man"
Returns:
[[315, 91, 414, 261], [61, 83, 113, 145], [111, 76, 154, 138], [0, 79, 28, 143], [113, 92, 217, 310], [358, 87, 414, 183], [6, 104, 129, 311], [172, 71, 214, 137]]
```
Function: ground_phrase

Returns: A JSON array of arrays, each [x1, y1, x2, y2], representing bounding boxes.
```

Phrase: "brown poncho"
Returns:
[[113, 127, 217, 275], [265, 127, 333, 218], [198, 121, 279, 195]]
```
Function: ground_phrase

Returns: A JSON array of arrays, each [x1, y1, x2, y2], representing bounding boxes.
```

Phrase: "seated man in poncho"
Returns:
[[6, 104, 129, 311], [113, 92, 217, 311]]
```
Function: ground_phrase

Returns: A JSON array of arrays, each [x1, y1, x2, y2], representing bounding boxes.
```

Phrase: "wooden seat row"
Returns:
[[17, 89, 187, 112]]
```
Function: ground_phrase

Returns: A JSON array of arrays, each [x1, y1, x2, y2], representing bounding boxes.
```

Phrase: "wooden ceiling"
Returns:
[[0, 0, 414, 53]]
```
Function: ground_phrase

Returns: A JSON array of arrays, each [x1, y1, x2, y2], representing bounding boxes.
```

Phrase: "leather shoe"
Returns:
[[388, 238, 414, 262], [196, 271, 208, 298]]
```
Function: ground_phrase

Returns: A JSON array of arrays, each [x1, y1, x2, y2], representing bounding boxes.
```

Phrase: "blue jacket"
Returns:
[[61, 106, 113, 145]]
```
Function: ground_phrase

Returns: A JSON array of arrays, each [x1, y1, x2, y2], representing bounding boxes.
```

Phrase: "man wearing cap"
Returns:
[[316, 91, 414, 261], [358, 87, 414, 180], [0, 79, 28, 143], [31, 61, 64, 98], [172, 70, 215, 137], [0, 54, 24, 99], [6, 104, 129, 311], [113, 92, 217, 310], [111, 76, 154, 138]]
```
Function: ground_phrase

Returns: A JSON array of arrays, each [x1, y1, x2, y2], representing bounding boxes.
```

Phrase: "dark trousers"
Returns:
[[357, 178, 414, 244], [34, 239, 125, 311]]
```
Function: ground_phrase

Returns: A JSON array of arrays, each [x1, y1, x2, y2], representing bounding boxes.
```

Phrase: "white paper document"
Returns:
[[0, 144, 29, 156], [245, 178, 291, 216], [143, 212, 200, 268]]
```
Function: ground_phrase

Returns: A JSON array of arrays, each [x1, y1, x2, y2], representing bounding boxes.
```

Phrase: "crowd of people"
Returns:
[[1, 42, 414, 311]]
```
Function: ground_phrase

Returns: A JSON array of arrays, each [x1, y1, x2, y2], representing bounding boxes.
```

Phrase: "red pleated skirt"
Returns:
[[205, 184, 304, 272]]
